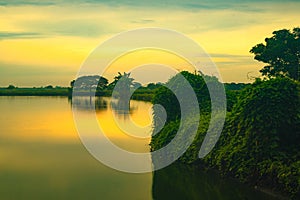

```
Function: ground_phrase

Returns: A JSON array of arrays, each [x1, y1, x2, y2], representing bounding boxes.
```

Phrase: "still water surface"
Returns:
[[0, 96, 279, 200], [0, 96, 152, 200]]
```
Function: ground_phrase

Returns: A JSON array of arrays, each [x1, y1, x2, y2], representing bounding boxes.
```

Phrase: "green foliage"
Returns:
[[152, 71, 212, 123], [150, 120, 180, 152], [131, 86, 161, 101], [150, 74, 300, 198], [225, 90, 239, 112], [224, 82, 250, 91], [0, 87, 70, 96], [71, 75, 109, 96], [109, 72, 134, 100], [206, 78, 300, 198], [152, 86, 180, 123], [107, 72, 133, 90], [250, 27, 300, 81], [226, 78, 299, 155], [146, 83, 162, 90]]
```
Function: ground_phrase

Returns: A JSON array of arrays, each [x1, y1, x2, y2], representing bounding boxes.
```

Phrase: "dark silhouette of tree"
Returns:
[[108, 72, 134, 90], [146, 83, 162, 89], [70, 80, 75, 88], [7, 85, 16, 89], [96, 76, 108, 90], [109, 72, 138, 111], [108, 72, 141, 97], [250, 27, 300, 81], [71, 75, 108, 95]]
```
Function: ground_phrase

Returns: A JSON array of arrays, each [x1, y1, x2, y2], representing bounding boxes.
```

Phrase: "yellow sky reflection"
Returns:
[[0, 96, 153, 153], [0, 97, 78, 143], [95, 98, 153, 153]]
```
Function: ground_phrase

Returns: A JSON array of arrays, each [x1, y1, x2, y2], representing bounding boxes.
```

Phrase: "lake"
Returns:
[[0, 96, 279, 199]]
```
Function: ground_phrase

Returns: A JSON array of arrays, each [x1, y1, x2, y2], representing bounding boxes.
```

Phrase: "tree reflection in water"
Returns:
[[70, 96, 108, 112], [70, 97, 136, 119], [152, 162, 278, 200]]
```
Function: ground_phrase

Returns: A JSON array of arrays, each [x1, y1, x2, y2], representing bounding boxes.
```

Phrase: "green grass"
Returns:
[[0, 87, 156, 100], [0, 88, 71, 96]]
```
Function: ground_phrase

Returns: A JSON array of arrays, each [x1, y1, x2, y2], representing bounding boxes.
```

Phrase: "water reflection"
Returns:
[[70, 96, 108, 112], [111, 99, 130, 114], [0, 96, 152, 200], [152, 162, 278, 200], [70, 96, 138, 117], [71, 96, 152, 152]]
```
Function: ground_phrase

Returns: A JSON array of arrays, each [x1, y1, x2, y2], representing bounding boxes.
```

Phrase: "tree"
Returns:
[[70, 80, 75, 88], [152, 71, 212, 123], [72, 75, 108, 90], [7, 85, 16, 89], [109, 72, 135, 99], [250, 27, 300, 81], [96, 76, 108, 90], [146, 83, 162, 90], [109, 72, 136, 111], [107, 72, 142, 94], [108, 72, 133, 89]]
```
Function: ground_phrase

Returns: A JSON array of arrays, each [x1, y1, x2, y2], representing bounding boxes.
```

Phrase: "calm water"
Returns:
[[0, 96, 152, 200], [0, 96, 279, 200]]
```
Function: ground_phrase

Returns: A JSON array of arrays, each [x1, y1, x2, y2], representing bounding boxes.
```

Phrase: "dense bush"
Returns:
[[206, 78, 300, 198], [150, 74, 300, 198], [151, 71, 213, 123]]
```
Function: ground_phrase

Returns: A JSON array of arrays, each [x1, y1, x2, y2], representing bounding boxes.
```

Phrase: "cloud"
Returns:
[[1, 1, 299, 40], [1, 0, 298, 9], [210, 53, 252, 58], [21, 19, 116, 37], [0, 32, 43, 39], [0, 0, 54, 6], [210, 54, 255, 68], [0, 0, 299, 84], [0, 61, 76, 86], [131, 19, 155, 24]]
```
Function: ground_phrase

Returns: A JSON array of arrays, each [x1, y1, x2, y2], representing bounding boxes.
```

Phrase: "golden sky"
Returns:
[[0, 0, 299, 86]]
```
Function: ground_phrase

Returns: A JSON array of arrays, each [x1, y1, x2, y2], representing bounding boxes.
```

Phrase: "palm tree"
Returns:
[[110, 72, 135, 111]]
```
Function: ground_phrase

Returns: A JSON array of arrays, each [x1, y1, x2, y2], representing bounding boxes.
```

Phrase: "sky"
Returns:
[[0, 0, 299, 86]]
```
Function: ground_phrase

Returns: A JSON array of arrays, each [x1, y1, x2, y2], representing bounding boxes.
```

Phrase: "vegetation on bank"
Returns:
[[0, 73, 247, 102], [70, 73, 162, 101], [0, 74, 161, 100], [206, 78, 300, 197], [151, 27, 300, 199], [0, 86, 158, 101], [151, 72, 300, 199], [1, 26, 298, 199], [0, 82, 244, 103], [0, 87, 71, 96]]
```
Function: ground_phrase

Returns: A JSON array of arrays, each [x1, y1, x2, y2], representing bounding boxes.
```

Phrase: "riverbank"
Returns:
[[0, 87, 155, 101], [150, 72, 300, 199], [0, 88, 71, 96]]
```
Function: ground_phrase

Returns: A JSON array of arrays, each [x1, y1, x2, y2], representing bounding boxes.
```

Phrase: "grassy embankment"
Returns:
[[0, 88, 71, 96], [0, 87, 156, 101]]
